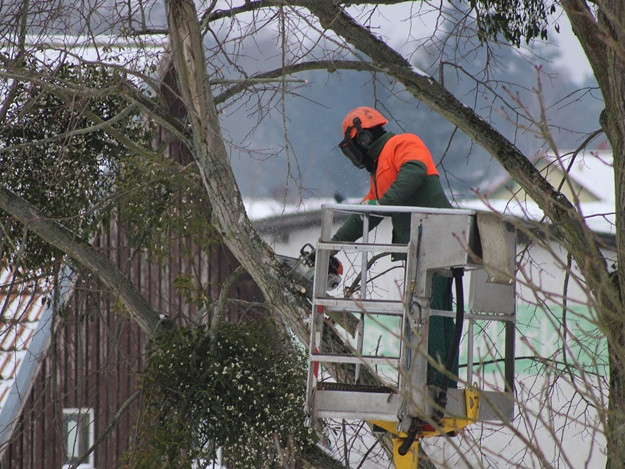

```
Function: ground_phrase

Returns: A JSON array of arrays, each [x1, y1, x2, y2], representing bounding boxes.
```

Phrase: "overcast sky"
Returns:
[[552, 20, 593, 83]]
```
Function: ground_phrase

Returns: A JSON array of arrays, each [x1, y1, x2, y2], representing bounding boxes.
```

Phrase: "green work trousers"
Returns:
[[427, 275, 458, 388]]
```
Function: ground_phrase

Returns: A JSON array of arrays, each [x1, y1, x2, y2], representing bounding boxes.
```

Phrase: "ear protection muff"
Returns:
[[352, 117, 374, 148]]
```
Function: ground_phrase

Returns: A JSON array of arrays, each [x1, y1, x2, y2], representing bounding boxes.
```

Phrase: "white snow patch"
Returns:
[[244, 197, 361, 221]]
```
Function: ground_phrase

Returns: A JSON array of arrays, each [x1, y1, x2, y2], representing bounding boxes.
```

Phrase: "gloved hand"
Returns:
[[329, 255, 343, 276], [361, 198, 383, 219], [327, 255, 343, 290]]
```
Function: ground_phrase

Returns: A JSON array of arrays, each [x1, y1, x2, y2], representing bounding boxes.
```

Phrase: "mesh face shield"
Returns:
[[339, 133, 366, 169], [339, 118, 368, 169]]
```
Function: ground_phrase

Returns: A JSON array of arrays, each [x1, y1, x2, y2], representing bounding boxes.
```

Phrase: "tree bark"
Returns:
[[162, 0, 386, 388], [561, 1, 625, 466], [164, 0, 315, 346]]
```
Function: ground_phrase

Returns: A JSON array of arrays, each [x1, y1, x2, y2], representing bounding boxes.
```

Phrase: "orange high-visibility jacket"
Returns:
[[362, 133, 439, 203]]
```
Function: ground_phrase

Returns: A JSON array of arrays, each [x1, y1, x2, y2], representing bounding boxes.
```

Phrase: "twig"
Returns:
[[70, 390, 141, 469]]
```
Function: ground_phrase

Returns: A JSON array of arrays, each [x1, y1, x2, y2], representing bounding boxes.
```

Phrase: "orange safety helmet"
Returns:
[[341, 107, 388, 140], [339, 107, 388, 169]]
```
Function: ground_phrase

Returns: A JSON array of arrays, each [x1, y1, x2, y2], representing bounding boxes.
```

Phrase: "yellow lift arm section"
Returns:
[[371, 387, 481, 469]]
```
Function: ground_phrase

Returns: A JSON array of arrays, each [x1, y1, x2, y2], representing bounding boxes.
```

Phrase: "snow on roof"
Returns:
[[468, 150, 615, 235], [244, 197, 361, 220], [0, 267, 73, 452], [0, 271, 49, 407], [541, 149, 613, 204], [246, 150, 615, 236]]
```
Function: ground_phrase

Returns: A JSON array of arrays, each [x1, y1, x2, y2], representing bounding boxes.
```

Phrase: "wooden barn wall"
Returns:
[[0, 57, 267, 468], [0, 217, 265, 469]]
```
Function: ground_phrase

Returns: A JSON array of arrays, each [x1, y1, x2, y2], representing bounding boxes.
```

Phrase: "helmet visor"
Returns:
[[339, 137, 365, 169]]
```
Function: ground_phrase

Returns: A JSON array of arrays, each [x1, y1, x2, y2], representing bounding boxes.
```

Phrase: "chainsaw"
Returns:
[[278, 243, 343, 291]]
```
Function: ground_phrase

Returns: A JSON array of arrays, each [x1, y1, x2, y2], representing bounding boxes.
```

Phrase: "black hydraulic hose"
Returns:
[[398, 268, 465, 456], [397, 417, 422, 455]]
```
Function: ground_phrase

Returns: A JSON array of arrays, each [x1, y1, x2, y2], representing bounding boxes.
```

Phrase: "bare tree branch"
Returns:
[[0, 186, 167, 337]]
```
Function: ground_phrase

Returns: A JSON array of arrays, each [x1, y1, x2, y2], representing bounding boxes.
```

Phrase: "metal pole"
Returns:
[[467, 318, 474, 385], [355, 213, 370, 382]]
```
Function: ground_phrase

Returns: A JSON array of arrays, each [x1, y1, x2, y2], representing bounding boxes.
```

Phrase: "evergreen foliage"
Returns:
[[115, 152, 218, 262], [0, 62, 151, 269], [130, 319, 316, 468], [466, 0, 558, 46]]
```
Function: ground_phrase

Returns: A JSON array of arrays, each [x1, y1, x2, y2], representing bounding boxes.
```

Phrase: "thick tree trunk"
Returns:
[[561, 1, 625, 465], [601, 58, 625, 469], [163, 0, 313, 346], [163, 2, 380, 465], [601, 40, 625, 469], [162, 0, 385, 388]]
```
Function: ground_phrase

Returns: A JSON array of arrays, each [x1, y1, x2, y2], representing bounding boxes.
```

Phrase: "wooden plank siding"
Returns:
[[0, 216, 265, 468]]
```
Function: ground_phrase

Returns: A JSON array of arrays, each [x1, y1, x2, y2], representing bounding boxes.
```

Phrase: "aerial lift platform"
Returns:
[[305, 204, 516, 468]]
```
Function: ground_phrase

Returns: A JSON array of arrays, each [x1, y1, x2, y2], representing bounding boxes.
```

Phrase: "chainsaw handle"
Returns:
[[299, 243, 316, 267]]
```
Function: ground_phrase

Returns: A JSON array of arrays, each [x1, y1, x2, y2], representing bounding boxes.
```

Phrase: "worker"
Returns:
[[332, 106, 457, 388]]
